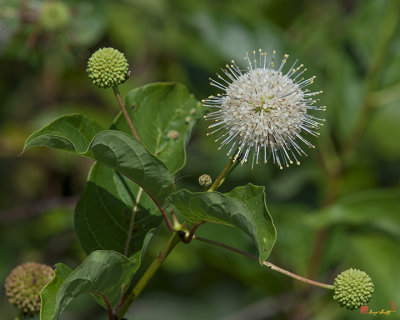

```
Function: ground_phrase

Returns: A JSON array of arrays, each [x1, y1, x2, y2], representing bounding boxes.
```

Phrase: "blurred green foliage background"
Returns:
[[1, 0, 400, 319]]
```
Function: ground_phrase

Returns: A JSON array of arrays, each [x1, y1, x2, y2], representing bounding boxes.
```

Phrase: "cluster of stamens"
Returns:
[[203, 49, 325, 169]]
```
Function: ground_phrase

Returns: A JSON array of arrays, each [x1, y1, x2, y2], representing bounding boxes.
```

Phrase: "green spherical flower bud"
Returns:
[[333, 268, 374, 310], [86, 47, 129, 89], [5, 262, 54, 314], [40, 1, 71, 30], [199, 174, 212, 188]]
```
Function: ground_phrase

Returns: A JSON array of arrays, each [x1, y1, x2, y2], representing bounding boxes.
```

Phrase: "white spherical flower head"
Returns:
[[203, 50, 325, 169]]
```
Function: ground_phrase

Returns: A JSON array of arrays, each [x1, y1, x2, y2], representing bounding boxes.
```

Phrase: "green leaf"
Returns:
[[40, 263, 73, 320], [22, 114, 177, 259], [24, 127, 175, 204], [22, 114, 103, 156], [75, 162, 161, 256], [47, 251, 136, 320], [118, 82, 202, 174], [89, 130, 175, 203], [23, 119, 175, 255], [169, 184, 276, 262]]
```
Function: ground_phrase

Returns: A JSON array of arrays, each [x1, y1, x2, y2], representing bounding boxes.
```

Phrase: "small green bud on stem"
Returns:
[[199, 174, 212, 188]]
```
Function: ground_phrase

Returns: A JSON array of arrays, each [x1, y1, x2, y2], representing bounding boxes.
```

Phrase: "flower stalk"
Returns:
[[194, 236, 334, 290], [112, 86, 141, 141], [208, 153, 237, 191]]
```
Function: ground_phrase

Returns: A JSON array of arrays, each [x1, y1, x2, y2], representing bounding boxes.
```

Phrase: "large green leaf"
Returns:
[[42, 250, 136, 320], [23, 127, 175, 204], [75, 162, 161, 256], [89, 130, 174, 203], [22, 114, 103, 157], [40, 263, 73, 320], [22, 115, 175, 259], [117, 82, 202, 174], [168, 184, 276, 262]]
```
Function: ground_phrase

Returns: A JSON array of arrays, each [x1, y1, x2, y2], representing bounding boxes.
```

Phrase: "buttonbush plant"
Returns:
[[6, 47, 375, 320]]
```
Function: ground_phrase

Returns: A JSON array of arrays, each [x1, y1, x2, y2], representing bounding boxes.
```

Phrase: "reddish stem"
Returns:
[[116, 172, 174, 233], [94, 292, 114, 320], [181, 221, 206, 243], [146, 192, 174, 233], [112, 86, 141, 141]]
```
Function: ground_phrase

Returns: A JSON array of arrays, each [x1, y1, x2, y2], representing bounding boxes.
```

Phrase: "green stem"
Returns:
[[194, 236, 334, 290], [116, 232, 180, 319], [208, 152, 239, 192], [112, 86, 141, 141], [225, 159, 240, 178], [124, 187, 143, 256]]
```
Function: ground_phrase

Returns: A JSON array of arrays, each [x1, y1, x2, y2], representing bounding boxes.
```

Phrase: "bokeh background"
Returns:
[[1, 0, 400, 319]]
